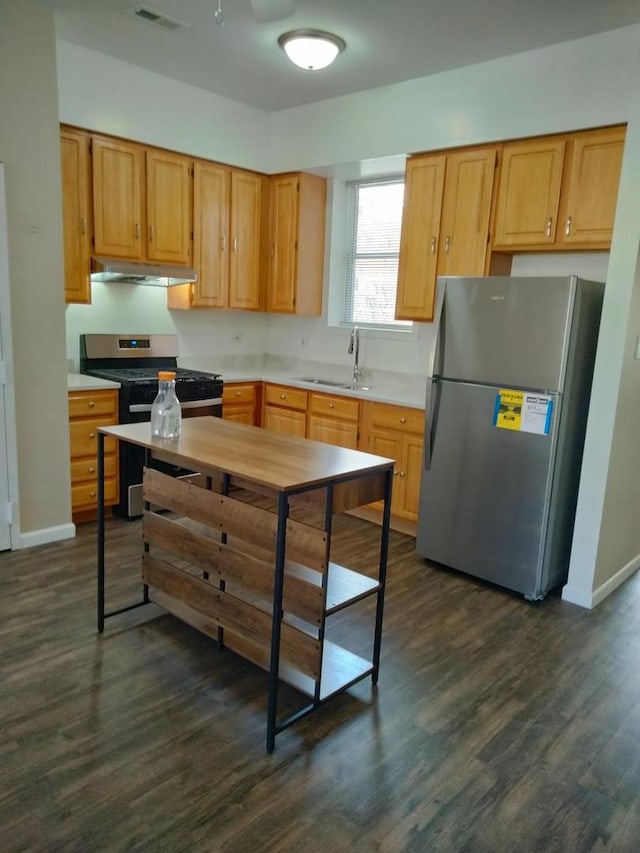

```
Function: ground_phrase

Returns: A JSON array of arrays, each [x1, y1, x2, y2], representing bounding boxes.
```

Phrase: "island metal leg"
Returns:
[[266, 490, 289, 753], [372, 466, 393, 684]]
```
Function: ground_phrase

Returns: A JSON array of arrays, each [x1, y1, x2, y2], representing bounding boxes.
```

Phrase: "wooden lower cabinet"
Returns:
[[222, 382, 261, 426], [262, 383, 307, 437], [68, 389, 119, 519], [360, 401, 424, 522], [307, 392, 359, 449]]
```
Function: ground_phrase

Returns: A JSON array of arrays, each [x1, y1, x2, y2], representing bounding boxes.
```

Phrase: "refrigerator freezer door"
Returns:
[[417, 380, 560, 599], [439, 276, 575, 392]]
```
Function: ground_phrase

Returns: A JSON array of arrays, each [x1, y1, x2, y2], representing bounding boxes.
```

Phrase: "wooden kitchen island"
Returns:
[[96, 416, 394, 752]]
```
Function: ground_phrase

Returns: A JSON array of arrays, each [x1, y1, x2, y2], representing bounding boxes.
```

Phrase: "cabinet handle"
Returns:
[[88, 400, 95, 408], [232, 237, 238, 253], [89, 432, 96, 438], [280, 394, 286, 400], [400, 417, 406, 423], [399, 472, 406, 478], [88, 467, 95, 473], [329, 403, 334, 409], [565, 216, 572, 237], [221, 236, 226, 252], [90, 491, 96, 498], [430, 236, 436, 254], [149, 225, 154, 242], [235, 390, 242, 397], [545, 217, 553, 238], [444, 236, 451, 254], [80, 217, 87, 235], [393, 469, 399, 476], [135, 223, 140, 240], [271, 243, 275, 258]]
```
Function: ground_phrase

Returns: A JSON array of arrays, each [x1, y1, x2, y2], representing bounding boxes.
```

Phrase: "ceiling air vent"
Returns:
[[127, 6, 187, 31]]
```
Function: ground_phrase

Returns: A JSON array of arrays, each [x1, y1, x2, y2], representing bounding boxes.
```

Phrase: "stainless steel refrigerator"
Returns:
[[416, 275, 604, 600]]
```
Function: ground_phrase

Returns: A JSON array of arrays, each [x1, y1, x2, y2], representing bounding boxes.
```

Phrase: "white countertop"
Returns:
[[66, 362, 426, 409], [67, 373, 120, 391], [216, 368, 426, 409]]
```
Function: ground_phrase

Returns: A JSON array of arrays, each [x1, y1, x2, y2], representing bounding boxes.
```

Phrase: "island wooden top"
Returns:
[[99, 416, 394, 493]]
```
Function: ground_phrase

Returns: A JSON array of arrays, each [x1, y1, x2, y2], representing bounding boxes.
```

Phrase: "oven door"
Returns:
[[121, 397, 222, 519]]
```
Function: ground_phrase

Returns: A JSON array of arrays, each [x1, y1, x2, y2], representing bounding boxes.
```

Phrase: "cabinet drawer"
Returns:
[[369, 403, 424, 434], [309, 393, 359, 421], [223, 383, 256, 404], [70, 453, 117, 484], [264, 384, 307, 411], [72, 477, 117, 510], [69, 421, 117, 458], [68, 390, 118, 419]]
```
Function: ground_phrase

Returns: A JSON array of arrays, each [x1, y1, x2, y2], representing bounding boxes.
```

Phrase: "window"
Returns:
[[344, 177, 409, 328]]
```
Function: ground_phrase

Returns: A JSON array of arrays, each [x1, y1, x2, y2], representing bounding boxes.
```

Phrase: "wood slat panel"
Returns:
[[143, 512, 324, 625], [143, 468, 277, 552], [143, 554, 321, 678], [285, 517, 328, 570], [333, 472, 387, 514]]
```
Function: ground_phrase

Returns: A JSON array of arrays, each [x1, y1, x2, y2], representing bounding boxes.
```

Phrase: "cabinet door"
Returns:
[[308, 415, 358, 449], [402, 433, 424, 522], [192, 161, 230, 307], [60, 128, 91, 304], [367, 428, 404, 516], [146, 149, 192, 264], [267, 174, 298, 313], [92, 136, 144, 259], [395, 154, 446, 321], [223, 404, 256, 425], [438, 147, 497, 277], [263, 406, 306, 437], [559, 126, 625, 248], [229, 169, 263, 310], [493, 137, 565, 247]]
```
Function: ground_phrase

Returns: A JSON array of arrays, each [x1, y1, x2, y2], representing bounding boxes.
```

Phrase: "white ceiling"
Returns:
[[48, 0, 640, 112]]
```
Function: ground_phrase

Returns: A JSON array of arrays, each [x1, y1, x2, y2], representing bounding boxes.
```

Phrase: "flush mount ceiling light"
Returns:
[[278, 29, 346, 71]]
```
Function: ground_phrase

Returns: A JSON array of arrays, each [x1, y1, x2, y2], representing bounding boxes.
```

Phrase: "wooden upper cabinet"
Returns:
[[229, 169, 265, 311], [168, 165, 265, 311], [190, 161, 230, 308], [492, 126, 625, 251], [92, 135, 192, 264], [437, 146, 497, 277], [267, 172, 327, 316], [145, 148, 192, 265], [396, 146, 496, 322], [493, 136, 566, 248], [558, 126, 625, 248], [60, 127, 91, 304], [395, 154, 446, 321], [92, 135, 144, 259]]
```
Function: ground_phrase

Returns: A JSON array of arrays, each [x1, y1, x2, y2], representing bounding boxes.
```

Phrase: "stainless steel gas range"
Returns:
[[80, 333, 223, 518]]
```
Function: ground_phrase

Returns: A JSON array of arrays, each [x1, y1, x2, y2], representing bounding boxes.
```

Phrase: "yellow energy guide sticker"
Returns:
[[494, 389, 523, 430]]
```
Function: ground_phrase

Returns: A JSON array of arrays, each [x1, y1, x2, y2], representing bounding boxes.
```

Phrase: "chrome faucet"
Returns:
[[348, 326, 363, 384]]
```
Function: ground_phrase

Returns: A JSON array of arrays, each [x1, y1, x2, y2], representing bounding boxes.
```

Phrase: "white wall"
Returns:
[[56, 41, 270, 172], [65, 284, 268, 370], [0, 0, 73, 544]]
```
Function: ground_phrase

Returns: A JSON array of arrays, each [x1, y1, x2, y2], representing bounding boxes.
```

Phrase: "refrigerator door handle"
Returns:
[[423, 377, 441, 471], [424, 280, 446, 471]]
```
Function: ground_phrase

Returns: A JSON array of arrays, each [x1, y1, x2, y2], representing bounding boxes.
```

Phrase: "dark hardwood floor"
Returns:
[[2, 513, 640, 852]]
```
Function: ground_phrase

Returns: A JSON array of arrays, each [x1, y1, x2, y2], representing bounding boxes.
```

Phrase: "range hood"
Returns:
[[91, 257, 197, 287]]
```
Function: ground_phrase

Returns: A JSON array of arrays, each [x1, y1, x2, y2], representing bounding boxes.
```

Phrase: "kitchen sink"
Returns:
[[297, 377, 372, 392]]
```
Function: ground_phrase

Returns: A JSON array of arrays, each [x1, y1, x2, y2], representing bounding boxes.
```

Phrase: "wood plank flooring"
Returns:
[[2, 514, 640, 851]]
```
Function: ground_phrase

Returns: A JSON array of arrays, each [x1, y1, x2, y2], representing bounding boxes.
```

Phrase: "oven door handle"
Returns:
[[129, 397, 222, 413]]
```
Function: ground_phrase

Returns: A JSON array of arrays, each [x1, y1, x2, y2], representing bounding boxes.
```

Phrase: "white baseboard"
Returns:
[[562, 552, 640, 609], [18, 522, 76, 549]]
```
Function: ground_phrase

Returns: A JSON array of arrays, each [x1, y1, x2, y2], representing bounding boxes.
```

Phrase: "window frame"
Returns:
[[342, 174, 412, 333]]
